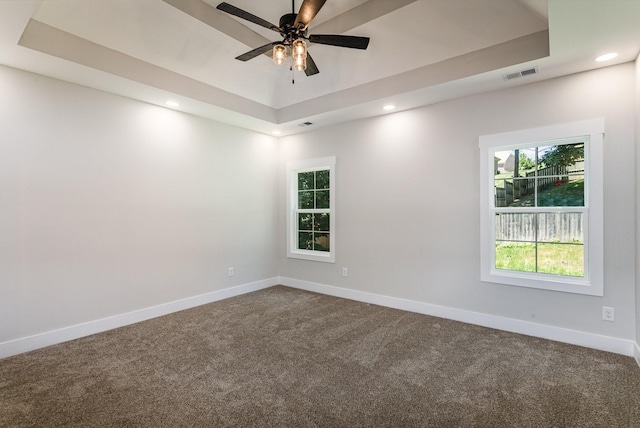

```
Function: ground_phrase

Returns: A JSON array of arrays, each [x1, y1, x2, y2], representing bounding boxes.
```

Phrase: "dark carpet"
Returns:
[[1, 286, 639, 427]]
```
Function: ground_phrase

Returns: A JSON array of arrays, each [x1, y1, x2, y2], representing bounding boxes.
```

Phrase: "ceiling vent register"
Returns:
[[503, 67, 539, 81]]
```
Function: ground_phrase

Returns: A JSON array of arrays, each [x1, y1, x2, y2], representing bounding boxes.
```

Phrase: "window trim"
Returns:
[[479, 118, 604, 296], [286, 157, 336, 263]]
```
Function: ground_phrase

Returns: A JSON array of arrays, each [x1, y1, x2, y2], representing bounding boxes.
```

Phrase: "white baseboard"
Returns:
[[4, 276, 636, 361], [279, 277, 636, 357], [0, 277, 278, 359]]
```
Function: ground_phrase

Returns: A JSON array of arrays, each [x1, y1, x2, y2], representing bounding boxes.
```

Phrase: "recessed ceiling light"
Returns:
[[165, 101, 180, 108], [595, 52, 618, 62], [383, 104, 396, 111]]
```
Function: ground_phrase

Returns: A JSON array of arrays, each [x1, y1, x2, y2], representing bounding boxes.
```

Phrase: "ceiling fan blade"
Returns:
[[294, 0, 327, 30], [308, 34, 370, 50], [305, 53, 320, 76], [235, 42, 277, 61], [217, 2, 281, 33]]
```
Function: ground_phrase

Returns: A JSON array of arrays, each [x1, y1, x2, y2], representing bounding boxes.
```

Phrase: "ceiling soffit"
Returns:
[[14, 0, 551, 129]]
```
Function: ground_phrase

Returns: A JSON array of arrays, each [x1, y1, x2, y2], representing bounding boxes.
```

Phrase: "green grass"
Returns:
[[500, 178, 584, 207], [494, 172, 513, 188], [495, 241, 584, 277], [537, 179, 584, 206]]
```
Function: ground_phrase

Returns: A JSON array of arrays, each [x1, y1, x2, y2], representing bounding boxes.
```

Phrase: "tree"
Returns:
[[518, 152, 535, 173], [540, 143, 584, 168]]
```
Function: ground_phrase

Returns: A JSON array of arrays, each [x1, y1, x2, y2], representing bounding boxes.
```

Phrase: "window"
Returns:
[[286, 157, 336, 263], [479, 119, 603, 295]]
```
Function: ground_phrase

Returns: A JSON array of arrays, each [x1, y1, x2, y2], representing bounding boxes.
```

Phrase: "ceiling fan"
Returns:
[[216, 0, 370, 76]]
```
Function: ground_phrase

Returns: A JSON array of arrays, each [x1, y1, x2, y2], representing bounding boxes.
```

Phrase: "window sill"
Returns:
[[481, 269, 603, 296], [287, 250, 335, 263]]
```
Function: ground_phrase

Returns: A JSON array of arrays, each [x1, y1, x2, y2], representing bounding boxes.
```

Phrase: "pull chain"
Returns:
[[291, 0, 297, 84]]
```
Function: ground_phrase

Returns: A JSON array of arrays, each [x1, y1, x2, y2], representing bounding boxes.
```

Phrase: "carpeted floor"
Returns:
[[1, 285, 639, 427]]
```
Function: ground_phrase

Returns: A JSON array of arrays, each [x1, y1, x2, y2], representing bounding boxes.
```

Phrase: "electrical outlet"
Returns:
[[342, 267, 348, 277], [602, 306, 615, 322], [228, 267, 234, 277]]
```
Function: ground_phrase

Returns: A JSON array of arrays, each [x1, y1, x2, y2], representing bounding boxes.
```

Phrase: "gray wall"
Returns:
[[636, 54, 640, 353], [278, 63, 637, 341], [1, 60, 637, 350], [0, 65, 279, 342]]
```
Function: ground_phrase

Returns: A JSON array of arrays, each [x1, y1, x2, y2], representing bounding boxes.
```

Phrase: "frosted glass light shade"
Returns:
[[273, 44, 287, 65], [291, 39, 307, 60], [293, 55, 307, 71]]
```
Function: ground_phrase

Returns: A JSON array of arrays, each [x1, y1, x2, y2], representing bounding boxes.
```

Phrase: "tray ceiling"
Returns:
[[1, 1, 639, 135]]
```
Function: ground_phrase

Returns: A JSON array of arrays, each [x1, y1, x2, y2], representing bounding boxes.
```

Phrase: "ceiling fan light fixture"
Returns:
[[273, 44, 288, 65], [217, 2, 371, 77], [291, 39, 307, 60]]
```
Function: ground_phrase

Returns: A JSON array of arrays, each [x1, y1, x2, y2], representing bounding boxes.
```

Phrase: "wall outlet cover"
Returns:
[[602, 306, 615, 321]]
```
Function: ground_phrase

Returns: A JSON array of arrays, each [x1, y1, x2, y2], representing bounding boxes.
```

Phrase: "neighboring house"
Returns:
[[495, 151, 515, 174]]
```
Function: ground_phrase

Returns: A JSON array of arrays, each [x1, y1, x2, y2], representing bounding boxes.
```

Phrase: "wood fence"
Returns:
[[495, 212, 583, 243]]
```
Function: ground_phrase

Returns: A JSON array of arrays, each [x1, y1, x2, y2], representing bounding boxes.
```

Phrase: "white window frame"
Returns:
[[479, 118, 604, 296], [286, 156, 336, 263]]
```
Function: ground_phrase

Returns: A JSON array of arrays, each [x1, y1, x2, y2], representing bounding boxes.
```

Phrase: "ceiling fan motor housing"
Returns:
[[279, 13, 300, 40]]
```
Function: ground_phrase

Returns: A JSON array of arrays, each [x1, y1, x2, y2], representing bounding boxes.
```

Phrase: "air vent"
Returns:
[[298, 121, 314, 127], [503, 67, 539, 81]]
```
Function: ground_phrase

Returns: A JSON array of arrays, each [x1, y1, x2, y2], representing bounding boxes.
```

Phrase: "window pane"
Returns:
[[494, 149, 516, 207], [495, 213, 536, 243], [512, 177, 535, 206], [494, 149, 517, 176], [298, 172, 314, 191], [536, 212, 584, 276], [494, 147, 536, 207], [536, 212, 583, 244], [314, 213, 330, 231], [495, 213, 536, 273], [298, 191, 314, 209], [537, 243, 584, 277], [298, 232, 313, 250], [540, 143, 584, 172], [315, 190, 330, 209], [537, 143, 585, 207], [314, 233, 330, 252], [316, 170, 330, 189], [495, 242, 536, 272], [494, 148, 535, 175], [537, 175, 584, 207], [298, 213, 312, 231], [496, 177, 536, 207]]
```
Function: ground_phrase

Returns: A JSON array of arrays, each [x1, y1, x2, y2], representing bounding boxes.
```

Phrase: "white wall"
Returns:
[[0, 65, 278, 343], [278, 63, 637, 342], [636, 54, 640, 359]]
